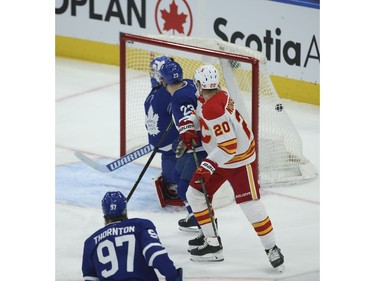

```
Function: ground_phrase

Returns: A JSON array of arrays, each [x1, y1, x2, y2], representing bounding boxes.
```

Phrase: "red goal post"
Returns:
[[119, 33, 318, 187]]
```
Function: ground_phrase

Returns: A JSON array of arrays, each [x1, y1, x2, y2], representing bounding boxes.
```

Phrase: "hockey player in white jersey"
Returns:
[[179, 64, 284, 270]]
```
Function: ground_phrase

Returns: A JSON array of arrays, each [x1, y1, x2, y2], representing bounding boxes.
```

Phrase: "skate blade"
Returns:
[[179, 226, 200, 232], [190, 252, 224, 262]]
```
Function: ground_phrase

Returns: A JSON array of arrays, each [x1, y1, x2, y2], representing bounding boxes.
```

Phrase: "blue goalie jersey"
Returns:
[[82, 218, 179, 281], [144, 85, 179, 151]]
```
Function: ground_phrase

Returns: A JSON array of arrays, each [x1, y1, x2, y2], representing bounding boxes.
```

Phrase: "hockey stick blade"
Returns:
[[74, 144, 154, 173], [74, 151, 111, 173]]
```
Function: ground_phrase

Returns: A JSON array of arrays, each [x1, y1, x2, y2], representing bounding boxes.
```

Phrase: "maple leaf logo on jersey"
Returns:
[[155, 0, 193, 35], [145, 106, 160, 136]]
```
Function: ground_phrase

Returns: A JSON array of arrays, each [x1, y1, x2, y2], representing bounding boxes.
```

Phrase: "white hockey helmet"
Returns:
[[194, 65, 220, 90]]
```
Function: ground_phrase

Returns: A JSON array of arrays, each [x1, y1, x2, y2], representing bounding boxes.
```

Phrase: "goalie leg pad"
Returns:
[[155, 176, 184, 208], [165, 198, 185, 207], [155, 176, 166, 208]]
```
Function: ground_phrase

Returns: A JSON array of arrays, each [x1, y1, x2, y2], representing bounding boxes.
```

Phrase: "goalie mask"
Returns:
[[194, 64, 220, 90], [102, 191, 127, 217], [159, 60, 183, 85], [150, 55, 173, 88]]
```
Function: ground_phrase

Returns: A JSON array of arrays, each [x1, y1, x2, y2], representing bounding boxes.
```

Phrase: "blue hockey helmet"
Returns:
[[102, 191, 127, 217], [159, 60, 183, 85], [150, 55, 173, 88]]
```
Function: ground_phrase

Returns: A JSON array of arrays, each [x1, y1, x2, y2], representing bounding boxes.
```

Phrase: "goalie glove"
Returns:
[[190, 158, 218, 190], [178, 119, 199, 150]]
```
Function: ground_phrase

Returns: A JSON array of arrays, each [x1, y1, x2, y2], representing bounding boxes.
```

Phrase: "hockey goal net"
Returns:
[[119, 33, 318, 188]]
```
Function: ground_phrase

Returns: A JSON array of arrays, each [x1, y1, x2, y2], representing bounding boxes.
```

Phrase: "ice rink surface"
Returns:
[[56, 57, 320, 281]]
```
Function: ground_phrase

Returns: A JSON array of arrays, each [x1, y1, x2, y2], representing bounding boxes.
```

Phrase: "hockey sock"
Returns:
[[187, 187, 216, 236], [239, 200, 276, 250]]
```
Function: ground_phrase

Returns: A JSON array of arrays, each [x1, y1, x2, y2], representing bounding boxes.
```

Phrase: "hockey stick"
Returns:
[[191, 146, 220, 239], [74, 144, 154, 173], [127, 119, 174, 202]]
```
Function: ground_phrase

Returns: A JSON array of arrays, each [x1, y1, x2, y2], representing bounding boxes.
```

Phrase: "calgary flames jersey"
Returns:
[[191, 90, 256, 169]]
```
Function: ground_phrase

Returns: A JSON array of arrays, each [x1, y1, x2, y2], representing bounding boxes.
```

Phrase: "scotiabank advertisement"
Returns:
[[55, 0, 319, 84]]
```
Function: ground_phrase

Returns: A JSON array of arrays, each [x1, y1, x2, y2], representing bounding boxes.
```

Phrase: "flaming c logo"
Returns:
[[155, 0, 193, 35]]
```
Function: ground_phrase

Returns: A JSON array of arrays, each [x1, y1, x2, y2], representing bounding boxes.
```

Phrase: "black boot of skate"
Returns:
[[178, 214, 199, 232], [265, 245, 285, 272], [190, 236, 224, 262], [188, 231, 205, 252]]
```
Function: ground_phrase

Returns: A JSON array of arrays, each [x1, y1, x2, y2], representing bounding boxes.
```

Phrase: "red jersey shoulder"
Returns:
[[197, 96, 205, 104], [202, 91, 229, 120]]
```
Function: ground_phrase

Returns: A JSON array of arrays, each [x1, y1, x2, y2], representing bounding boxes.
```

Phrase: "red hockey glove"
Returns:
[[178, 119, 199, 150], [190, 158, 218, 189]]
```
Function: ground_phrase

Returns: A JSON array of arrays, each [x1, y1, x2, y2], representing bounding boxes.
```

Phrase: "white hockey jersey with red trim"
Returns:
[[191, 90, 256, 169]]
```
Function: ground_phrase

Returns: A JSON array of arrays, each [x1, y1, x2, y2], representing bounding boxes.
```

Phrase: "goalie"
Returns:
[[144, 55, 184, 207]]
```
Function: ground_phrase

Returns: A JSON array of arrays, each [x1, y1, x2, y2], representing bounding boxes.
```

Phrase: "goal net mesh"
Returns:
[[120, 34, 318, 187]]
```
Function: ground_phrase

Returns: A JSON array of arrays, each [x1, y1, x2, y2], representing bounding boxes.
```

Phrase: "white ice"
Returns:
[[55, 57, 320, 281]]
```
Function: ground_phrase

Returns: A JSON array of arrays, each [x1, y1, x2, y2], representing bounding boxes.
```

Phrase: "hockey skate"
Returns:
[[178, 213, 199, 232], [266, 245, 285, 272], [188, 218, 218, 251], [190, 236, 224, 262], [188, 231, 205, 252]]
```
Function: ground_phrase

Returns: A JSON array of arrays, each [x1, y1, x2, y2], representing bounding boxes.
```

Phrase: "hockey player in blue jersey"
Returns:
[[82, 191, 183, 281], [144, 55, 184, 207], [159, 60, 208, 235]]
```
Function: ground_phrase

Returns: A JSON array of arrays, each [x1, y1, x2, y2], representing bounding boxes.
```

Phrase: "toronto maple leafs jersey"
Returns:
[[82, 218, 180, 281], [171, 79, 204, 152], [144, 86, 179, 152]]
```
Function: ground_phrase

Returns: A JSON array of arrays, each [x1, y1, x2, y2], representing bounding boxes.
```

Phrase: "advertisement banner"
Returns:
[[56, 0, 319, 100]]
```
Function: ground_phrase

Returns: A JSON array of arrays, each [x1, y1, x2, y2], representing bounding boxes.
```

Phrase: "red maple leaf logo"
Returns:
[[160, 0, 187, 34]]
